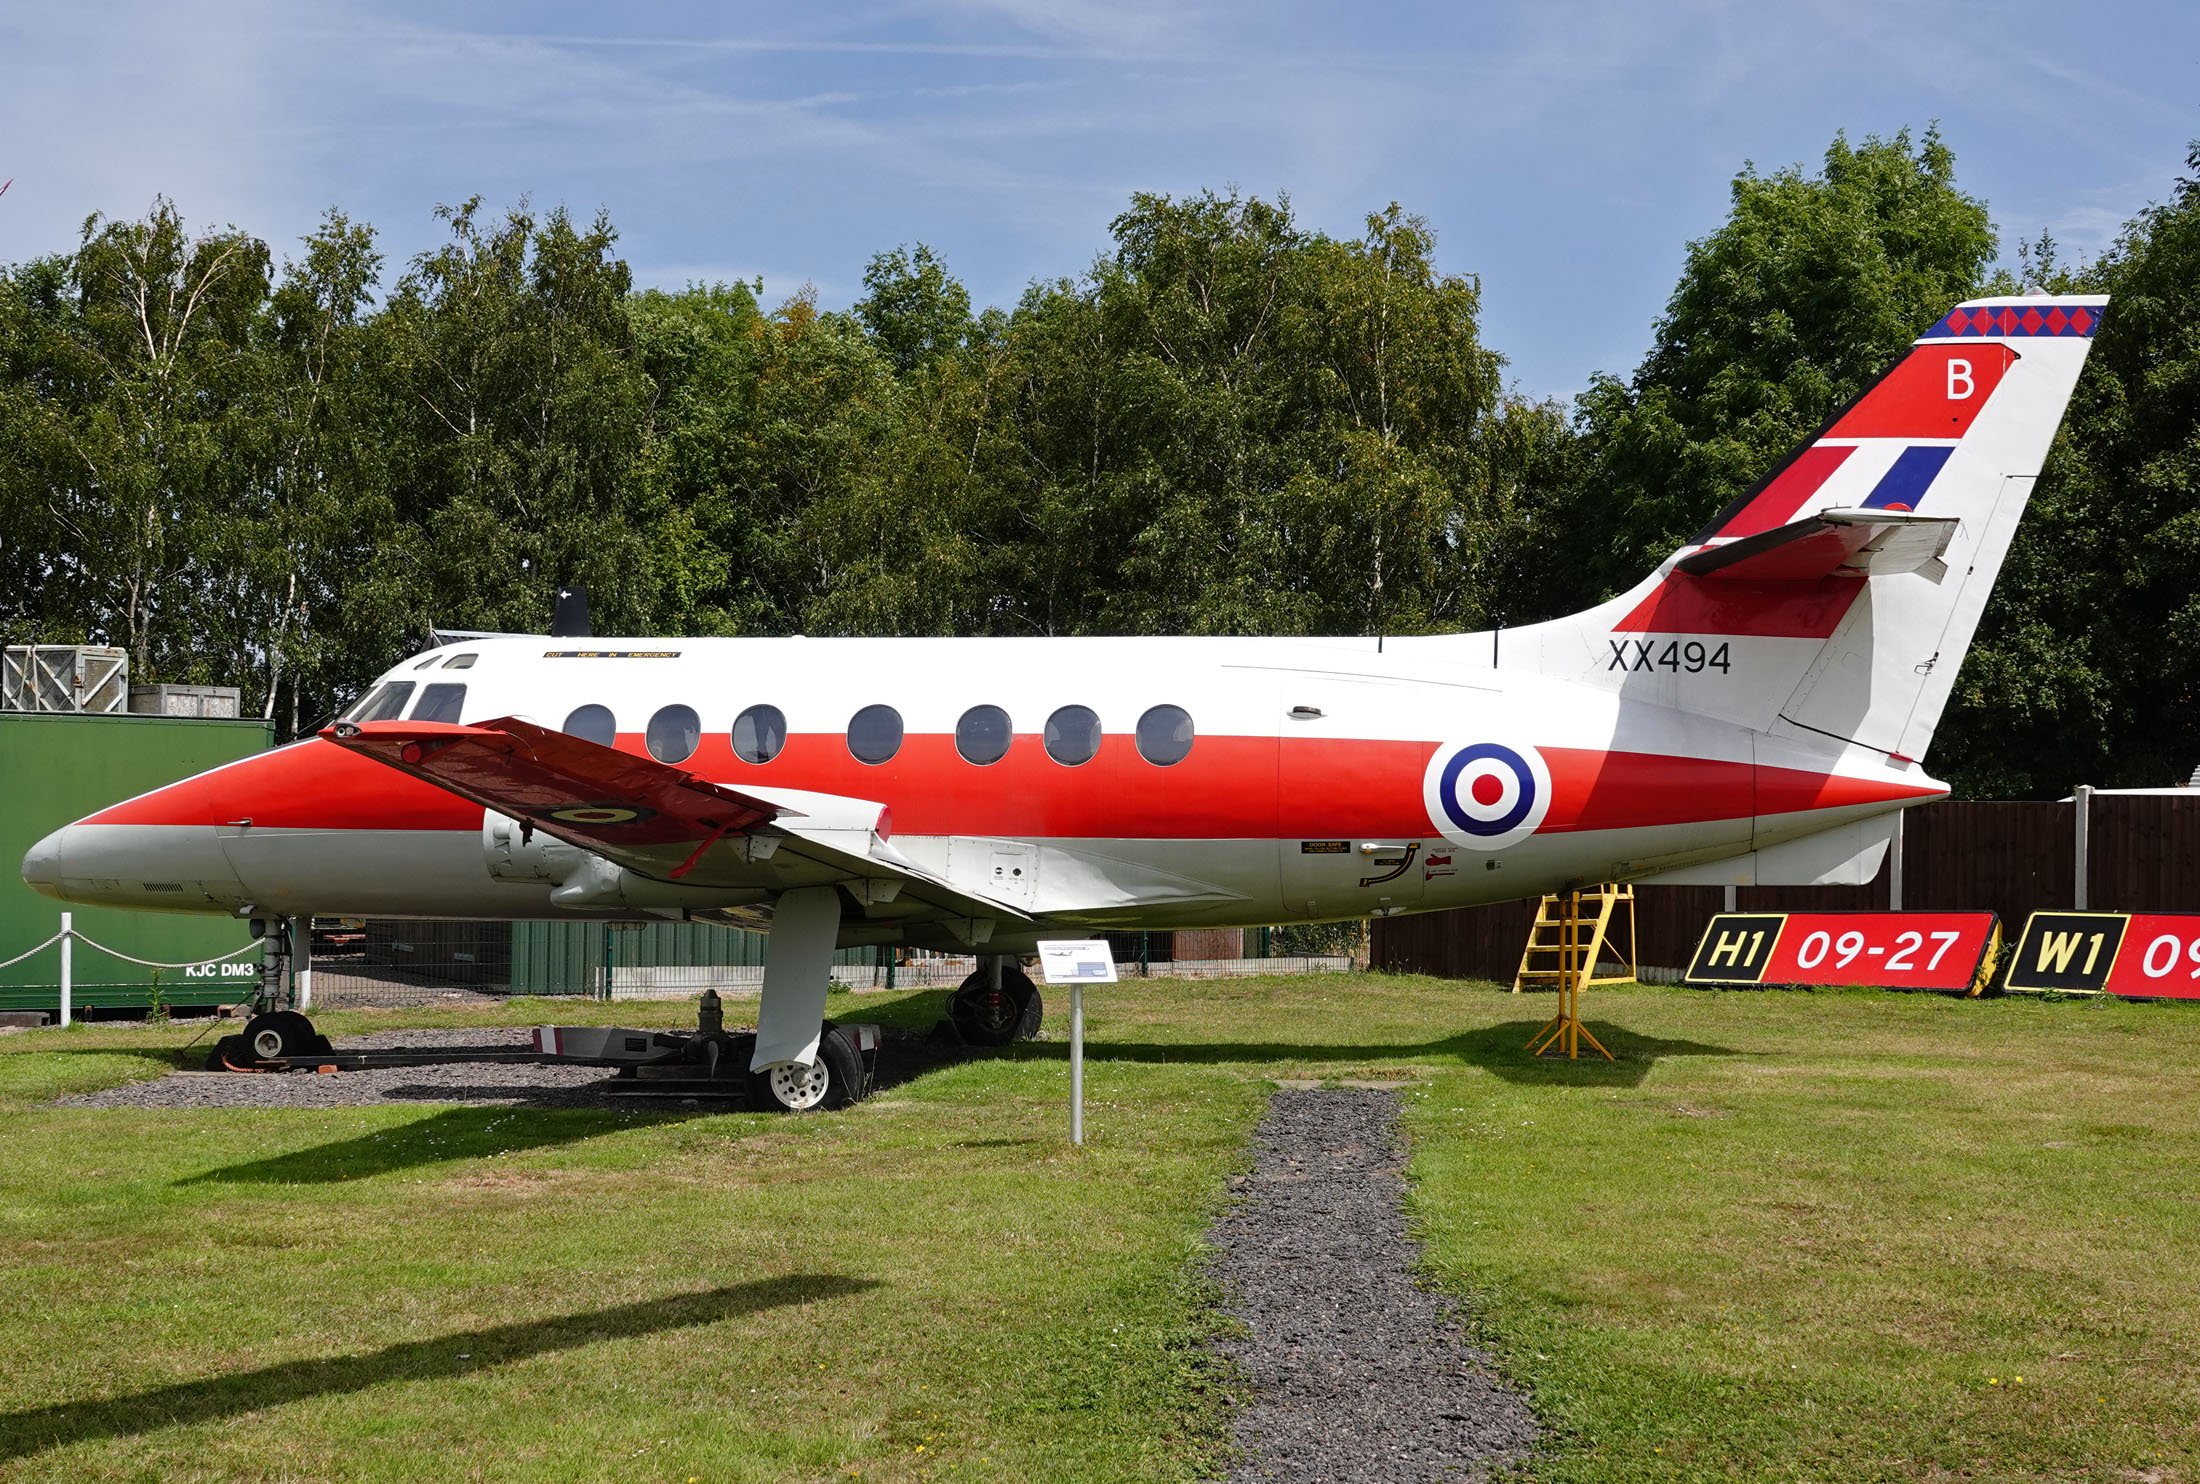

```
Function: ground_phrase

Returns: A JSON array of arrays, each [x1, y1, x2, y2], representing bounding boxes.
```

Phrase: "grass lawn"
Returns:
[[1, 976, 2196, 1481]]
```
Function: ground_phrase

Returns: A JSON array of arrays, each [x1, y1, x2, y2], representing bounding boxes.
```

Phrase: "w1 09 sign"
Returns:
[[2005, 912, 2200, 998], [1685, 911, 2001, 994]]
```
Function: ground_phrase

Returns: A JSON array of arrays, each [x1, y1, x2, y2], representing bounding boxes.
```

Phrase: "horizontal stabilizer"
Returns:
[[1676, 508, 1958, 584]]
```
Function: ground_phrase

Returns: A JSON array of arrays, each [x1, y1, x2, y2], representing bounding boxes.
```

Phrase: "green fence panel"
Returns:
[[1, 713, 272, 1009]]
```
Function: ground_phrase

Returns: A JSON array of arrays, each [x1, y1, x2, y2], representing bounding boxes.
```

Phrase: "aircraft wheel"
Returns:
[[747, 1023, 864, 1113], [950, 965, 1043, 1047], [242, 1010, 329, 1063]]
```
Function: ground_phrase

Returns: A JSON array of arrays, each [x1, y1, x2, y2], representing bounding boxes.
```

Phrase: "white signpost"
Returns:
[[1035, 939, 1118, 1146]]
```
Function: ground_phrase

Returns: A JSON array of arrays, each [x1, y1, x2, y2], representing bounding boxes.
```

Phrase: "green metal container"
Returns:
[[1, 713, 272, 1011]]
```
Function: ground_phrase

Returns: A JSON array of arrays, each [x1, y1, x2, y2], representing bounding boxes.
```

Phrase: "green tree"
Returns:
[[374, 199, 661, 637], [0, 200, 272, 680], [854, 244, 972, 377]]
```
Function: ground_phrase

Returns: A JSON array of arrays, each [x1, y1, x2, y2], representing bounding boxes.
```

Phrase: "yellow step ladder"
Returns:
[[1512, 883, 1635, 1060]]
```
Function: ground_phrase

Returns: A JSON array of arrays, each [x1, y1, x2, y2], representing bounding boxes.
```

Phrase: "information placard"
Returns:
[[1036, 939, 1119, 984], [2006, 911, 2200, 999], [1685, 911, 2000, 993]]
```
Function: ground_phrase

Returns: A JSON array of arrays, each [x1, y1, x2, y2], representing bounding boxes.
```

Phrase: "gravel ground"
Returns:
[[56, 1027, 653, 1110], [1210, 1088, 1538, 1482], [54, 1022, 959, 1112]]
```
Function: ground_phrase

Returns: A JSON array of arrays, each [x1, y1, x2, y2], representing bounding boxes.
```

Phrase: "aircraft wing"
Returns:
[[320, 716, 1028, 925]]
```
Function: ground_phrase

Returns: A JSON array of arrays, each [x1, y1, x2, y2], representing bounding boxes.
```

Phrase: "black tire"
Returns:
[[241, 1010, 328, 1064], [950, 965, 1043, 1047], [206, 1034, 253, 1071], [746, 1023, 865, 1113]]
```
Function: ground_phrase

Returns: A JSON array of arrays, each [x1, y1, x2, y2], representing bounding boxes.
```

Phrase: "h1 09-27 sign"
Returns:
[[1685, 911, 2002, 994]]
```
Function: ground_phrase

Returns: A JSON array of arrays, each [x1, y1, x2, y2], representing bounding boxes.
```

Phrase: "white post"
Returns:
[[1070, 983, 1084, 1147], [292, 915, 313, 1012], [58, 912, 72, 1028], [1888, 809, 1906, 912], [1722, 883, 1737, 913], [2074, 784, 2092, 911]]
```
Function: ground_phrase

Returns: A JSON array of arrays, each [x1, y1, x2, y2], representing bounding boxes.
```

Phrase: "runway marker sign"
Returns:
[[1685, 911, 2001, 994], [2006, 911, 2200, 998]]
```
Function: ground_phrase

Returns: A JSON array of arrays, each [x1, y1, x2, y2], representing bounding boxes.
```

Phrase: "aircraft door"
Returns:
[[1275, 675, 1428, 921]]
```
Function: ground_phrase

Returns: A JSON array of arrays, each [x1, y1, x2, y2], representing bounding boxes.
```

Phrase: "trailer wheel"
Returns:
[[950, 966, 1043, 1046], [243, 1010, 328, 1063], [747, 1023, 864, 1113]]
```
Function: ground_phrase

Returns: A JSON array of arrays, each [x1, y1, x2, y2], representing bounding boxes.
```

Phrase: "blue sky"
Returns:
[[2, 0, 2193, 398]]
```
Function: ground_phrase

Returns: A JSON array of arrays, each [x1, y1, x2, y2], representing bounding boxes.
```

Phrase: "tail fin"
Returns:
[[1508, 295, 2105, 762]]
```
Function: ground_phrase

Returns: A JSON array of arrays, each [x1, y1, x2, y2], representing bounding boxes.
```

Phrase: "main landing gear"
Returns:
[[948, 957, 1044, 1047]]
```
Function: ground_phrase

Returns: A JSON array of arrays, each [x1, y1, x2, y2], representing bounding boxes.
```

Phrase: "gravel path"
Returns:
[[55, 1023, 955, 1112], [57, 1027, 648, 1110], [1211, 1088, 1537, 1482]]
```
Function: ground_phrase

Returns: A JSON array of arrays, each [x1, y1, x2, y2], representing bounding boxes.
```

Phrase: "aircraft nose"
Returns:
[[21, 826, 68, 899]]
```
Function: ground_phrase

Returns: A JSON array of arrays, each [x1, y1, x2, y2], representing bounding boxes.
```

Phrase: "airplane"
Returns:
[[23, 294, 2106, 1110]]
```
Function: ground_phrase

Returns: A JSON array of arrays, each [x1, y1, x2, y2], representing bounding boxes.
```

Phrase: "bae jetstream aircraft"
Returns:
[[24, 295, 2106, 1109]]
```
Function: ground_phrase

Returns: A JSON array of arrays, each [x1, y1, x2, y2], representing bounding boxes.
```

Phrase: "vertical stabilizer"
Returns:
[[1500, 296, 2105, 760]]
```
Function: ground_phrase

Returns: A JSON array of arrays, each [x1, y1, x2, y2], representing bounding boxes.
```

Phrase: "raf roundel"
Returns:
[[1422, 740, 1552, 852]]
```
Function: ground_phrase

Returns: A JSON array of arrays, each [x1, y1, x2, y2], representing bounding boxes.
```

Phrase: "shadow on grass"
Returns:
[[1012, 1020, 1738, 1089], [0, 1275, 878, 1463], [179, 1105, 713, 1186]]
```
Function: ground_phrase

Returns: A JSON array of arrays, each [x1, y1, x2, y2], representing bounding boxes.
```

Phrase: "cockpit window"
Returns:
[[411, 683, 467, 724], [414, 655, 442, 670], [442, 653, 477, 669], [347, 681, 415, 722]]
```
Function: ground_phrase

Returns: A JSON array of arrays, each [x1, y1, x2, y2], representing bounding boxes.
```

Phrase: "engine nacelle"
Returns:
[[481, 813, 767, 912], [483, 811, 586, 885]]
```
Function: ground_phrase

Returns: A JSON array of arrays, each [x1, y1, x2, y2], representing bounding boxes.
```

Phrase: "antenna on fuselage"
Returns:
[[551, 584, 592, 639]]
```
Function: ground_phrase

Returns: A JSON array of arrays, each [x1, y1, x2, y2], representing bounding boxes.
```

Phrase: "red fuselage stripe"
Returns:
[[86, 734, 1936, 840]]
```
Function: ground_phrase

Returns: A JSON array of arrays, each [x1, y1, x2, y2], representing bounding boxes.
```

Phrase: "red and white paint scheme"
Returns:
[[23, 296, 2105, 1076]]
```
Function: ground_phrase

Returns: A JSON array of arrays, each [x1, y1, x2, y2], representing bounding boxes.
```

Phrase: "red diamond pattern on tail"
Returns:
[[2046, 306, 2069, 333]]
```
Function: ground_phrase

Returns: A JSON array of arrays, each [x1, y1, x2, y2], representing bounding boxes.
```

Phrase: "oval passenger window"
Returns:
[[847, 704, 903, 765], [732, 704, 787, 764], [563, 704, 616, 747], [646, 704, 701, 764], [956, 704, 1012, 765], [1044, 705, 1102, 766], [1136, 704, 1194, 766]]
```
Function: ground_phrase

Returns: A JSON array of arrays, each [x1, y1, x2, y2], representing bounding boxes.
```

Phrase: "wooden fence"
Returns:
[[1372, 794, 2200, 982]]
